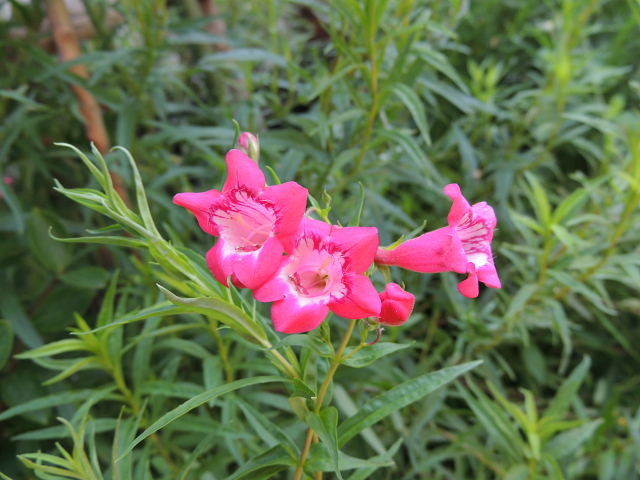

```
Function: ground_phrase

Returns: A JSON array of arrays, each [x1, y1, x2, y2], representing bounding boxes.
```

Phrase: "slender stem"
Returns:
[[110, 360, 177, 473], [293, 320, 358, 480]]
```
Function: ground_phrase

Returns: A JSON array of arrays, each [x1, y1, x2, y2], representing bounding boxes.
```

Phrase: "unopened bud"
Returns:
[[238, 132, 260, 162], [378, 283, 415, 326]]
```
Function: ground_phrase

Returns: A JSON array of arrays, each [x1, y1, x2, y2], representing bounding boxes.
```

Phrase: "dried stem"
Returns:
[[46, 0, 130, 205]]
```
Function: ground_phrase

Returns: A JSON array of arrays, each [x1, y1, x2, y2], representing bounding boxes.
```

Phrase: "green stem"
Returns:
[[293, 320, 358, 480]]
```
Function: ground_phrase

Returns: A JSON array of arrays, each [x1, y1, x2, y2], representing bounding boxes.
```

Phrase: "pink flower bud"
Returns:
[[378, 283, 415, 326], [3, 176, 15, 185], [238, 132, 260, 162]]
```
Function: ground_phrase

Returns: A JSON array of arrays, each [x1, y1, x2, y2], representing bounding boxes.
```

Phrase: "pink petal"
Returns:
[[458, 263, 479, 298], [262, 181, 308, 251], [331, 226, 379, 274], [375, 227, 468, 274], [300, 217, 332, 237], [329, 274, 381, 319], [271, 296, 329, 333], [444, 183, 472, 227], [253, 269, 291, 302], [471, 201, 497, 231], [223, 149, 266, 194], [206, 240, 233, 287], [232, 236, 286, 290], [379, 283, 415, 326], [477, 262, 501, 289], [173, 190, 222, 236]]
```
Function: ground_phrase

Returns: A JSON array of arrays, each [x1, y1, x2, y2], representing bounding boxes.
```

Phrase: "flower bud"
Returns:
[[378, 283, 415, 326], [238, 132, 260, 162]]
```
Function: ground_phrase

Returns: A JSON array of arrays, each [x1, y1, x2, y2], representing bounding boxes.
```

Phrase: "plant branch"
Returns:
[[294, 320, 358, 480]]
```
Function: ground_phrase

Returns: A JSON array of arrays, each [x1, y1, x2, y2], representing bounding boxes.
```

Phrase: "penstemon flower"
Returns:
[[375, 183, 501, 298], [173, 148, 308, 290], [378, 283, 415, 326], [254, 218, 381, 333]]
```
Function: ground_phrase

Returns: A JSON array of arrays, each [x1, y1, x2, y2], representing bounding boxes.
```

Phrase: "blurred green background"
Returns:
[[1, 0, 639, 478]]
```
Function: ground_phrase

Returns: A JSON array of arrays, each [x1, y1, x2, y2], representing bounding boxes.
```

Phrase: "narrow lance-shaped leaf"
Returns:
[[49, 228, 147, 249], [117, 376, 288, 461], [0, 320, 14, 369], [0, 389, 114, 422], [113, 146, 161, 237], [307, 407, 342, 479], [158, 285, 269, 347], [391, 83, 432, 146], [544, 356, 591, 420], [338, 360, 482, 446]]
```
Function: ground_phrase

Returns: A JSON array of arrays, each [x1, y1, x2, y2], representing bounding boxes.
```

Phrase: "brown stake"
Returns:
[[46, 0, 130, 205]]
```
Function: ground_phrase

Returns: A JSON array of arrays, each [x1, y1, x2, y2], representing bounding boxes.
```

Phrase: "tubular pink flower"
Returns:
[[375, 184, 501, 298], [173, 149, 308, 290], [254, 218, 381, 334], [378, 283, 415, 326]]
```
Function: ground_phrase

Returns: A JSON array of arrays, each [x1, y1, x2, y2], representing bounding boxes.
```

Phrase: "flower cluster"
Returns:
[[174, 135, 501, 334]]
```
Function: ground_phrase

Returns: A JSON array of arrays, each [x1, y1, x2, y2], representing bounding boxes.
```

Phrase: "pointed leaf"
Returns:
[[338, 361, 481, 446], [117, 376, 287, 460]]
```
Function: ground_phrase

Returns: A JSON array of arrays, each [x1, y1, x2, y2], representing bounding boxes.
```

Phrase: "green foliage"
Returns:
[[1, 0, 639, 478]]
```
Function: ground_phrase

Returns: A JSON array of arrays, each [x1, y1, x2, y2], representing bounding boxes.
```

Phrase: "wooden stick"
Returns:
[[46, 0, 130, 205]]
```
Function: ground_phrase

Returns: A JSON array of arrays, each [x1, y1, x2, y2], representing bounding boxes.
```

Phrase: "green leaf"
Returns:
[[236, 398, 298, 455], [49, 228, 147, 248], [551, 187, 590, 225], [42, 357, 100, 385], [0, 389, 108, 422], [544, 356, 591, 420], [544, 419, 603, 459], [292, 378, 317, 399], [391, 83, 431, 146], [0, 284, 43, 349], [272, 333, 333, 357], [225, 445, 294, 480], [306, 439, 400, 472], [0, 320, 14, 369], [117, 376, 287, 461], [524, 173, 552, 228], [338, 361, 481, 446], [98, 272, 119, 328], [342, 342, 413, 368], [376, 129, 443, 183], [15, 339, 88, 359], [307, 407, 342, 479], [200, 49, 287, 67], [461, 380, 526, 463], [54, 143, 107, 190], [12, 419, 117, 441], [112, 146, 160, 237], [60, 267, 110, 290], [77, 302, 190, 335], [0, 178, 24, 233], [27, 209, 71, 274], [158, 285, 269, 346]]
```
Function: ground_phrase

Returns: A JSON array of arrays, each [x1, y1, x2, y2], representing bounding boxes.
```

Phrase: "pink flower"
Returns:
[[173, 149, 308, 290], [378, 283, 415, 326], [254, 218, 381, 333], [375, 184, 501, 298]]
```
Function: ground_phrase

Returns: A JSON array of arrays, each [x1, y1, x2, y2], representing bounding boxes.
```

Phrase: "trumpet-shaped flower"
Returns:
[[378, 283, 415, 326], [254, 218, 381, 333], [173, 149, 308, 289], [375, 184, 501, 298]]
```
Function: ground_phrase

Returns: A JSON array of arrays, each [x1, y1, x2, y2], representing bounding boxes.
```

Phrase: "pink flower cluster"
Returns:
[[174, 136, 500, 334]]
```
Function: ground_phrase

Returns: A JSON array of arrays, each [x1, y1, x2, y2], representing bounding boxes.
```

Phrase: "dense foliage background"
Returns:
[[1, 0, 639, 478]]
